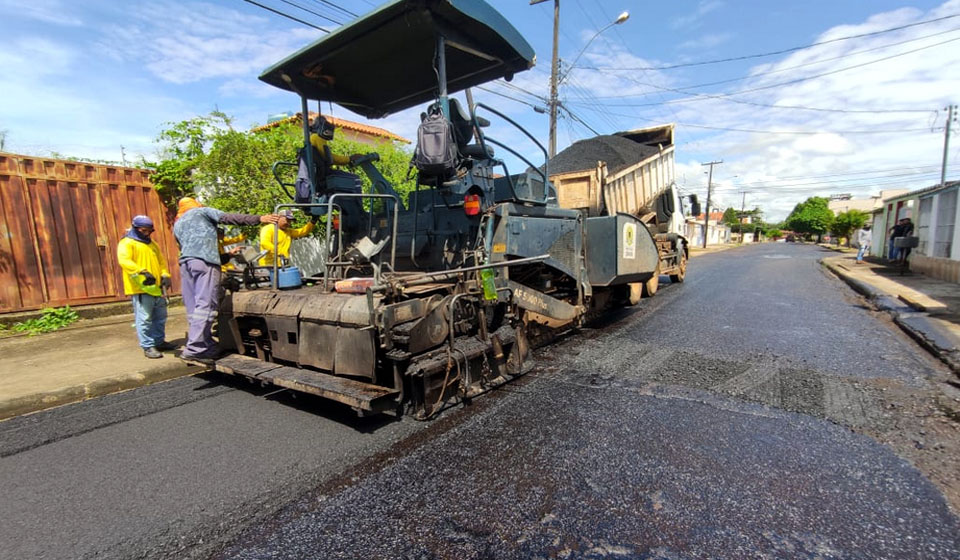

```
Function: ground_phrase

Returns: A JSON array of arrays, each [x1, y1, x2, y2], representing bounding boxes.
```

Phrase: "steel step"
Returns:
[[215, 354, 399, 412]]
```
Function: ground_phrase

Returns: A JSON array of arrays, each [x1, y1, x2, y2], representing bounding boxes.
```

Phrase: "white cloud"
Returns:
[[678, 33, 734, 51], [666, 1, 960, 221], [672, 1, 724, 30], [792, 134, 853, 155], [0, 0, 82, 26], [101, 1, 322, 85]]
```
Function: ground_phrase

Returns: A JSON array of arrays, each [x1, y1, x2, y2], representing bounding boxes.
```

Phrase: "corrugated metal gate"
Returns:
[[0, 153, 181, 313]]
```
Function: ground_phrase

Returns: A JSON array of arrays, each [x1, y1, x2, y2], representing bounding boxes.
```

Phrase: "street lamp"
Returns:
[[559, 12, 630, 85], [532, 0, 629, 158]]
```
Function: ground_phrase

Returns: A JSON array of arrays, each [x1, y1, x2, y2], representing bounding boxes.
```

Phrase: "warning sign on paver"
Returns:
[[623, 223, 636, 259]]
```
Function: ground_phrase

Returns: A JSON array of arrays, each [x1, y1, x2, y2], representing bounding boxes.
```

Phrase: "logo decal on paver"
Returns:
[[623, 223, 636, 259]]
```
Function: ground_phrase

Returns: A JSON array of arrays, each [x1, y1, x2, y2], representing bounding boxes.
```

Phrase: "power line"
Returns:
[[587, 35, 960, 110], [308, 0, 357, 18], [562, 105, 600, 136], [716, 164, 959, 185], [686, 35, 960, 98], [241, 0, 330, 31], [475, 85, 542, 109], [578, 106, 931, 135], [276, 0, 344, 26], [592, 12, 960, 71], [659, 26, 960, 92], [715, 171, 949, 190]]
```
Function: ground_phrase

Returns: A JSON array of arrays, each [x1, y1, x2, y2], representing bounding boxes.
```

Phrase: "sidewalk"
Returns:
[[821, 248, 960, 375], [689, 242, 739, 257], [0, 307, 203, 421]]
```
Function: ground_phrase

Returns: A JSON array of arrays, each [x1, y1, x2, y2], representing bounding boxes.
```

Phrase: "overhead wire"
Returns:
[[686, 36, 960, 99], [581, 26, 960, 114], [475, 85, 542, 109], [597, 12, 960, 71], [240, 0, 330, 31], [714, 164, 957, 184], [576, 105, 931, 135], [585, 34, 960, 115], [714, 170, 953, 190], [586, 0, 683, 125], [275, 0, 344, 25], [307, 0, 358, 18]]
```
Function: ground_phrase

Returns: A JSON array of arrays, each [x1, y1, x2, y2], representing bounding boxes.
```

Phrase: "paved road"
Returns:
[[1, 243, 958, 559], [0, 375, 424, 560], [214, 243, 960, 559]]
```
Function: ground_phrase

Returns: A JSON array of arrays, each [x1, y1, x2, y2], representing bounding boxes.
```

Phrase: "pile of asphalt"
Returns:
[[547, 134, 659, 176]]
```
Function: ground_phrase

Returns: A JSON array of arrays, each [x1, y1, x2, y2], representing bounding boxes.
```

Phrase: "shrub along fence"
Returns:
[[0, 152, 180, 313]]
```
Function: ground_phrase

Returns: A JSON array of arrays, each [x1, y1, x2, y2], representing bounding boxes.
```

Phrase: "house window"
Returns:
[[917, 197, 933, 254], [934, 189, 957, 258]]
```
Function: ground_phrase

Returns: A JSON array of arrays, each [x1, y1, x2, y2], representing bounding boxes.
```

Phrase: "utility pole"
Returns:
[[942, 104, 956, 187], [701, 160, 722, 248], [532, 1, 626, 158], [739, 190, 750, 244], [120, 145, 127, 166], [530, 0, 561, 158]]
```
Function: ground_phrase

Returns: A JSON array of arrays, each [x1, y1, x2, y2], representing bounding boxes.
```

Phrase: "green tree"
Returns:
[[831, 210, 869, 247], [148, 113, 417, 230], [722, 207, 739, 227], [785, 197, 834, 241], [765, 228, 782, 240], [146, 112, 234, 204]]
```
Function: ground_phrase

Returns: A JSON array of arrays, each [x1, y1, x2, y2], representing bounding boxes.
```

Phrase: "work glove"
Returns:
[[140, 271, 157, 286], [160, 276, 172, 289]]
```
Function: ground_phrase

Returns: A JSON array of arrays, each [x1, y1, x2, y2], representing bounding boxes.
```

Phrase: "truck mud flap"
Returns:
[[215, 354, 399, 413]]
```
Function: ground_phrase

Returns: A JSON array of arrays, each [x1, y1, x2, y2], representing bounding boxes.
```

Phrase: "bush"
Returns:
[[9, 306, 80, 336]]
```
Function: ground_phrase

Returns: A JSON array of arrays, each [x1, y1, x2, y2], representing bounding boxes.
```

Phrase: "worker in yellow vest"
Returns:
[[259, 211, 316, 267], [116, 215, 175, 359], [217, 229, 246, 271]]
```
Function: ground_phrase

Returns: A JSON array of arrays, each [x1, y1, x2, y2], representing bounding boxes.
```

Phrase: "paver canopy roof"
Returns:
[[259, 0, 536, 119]]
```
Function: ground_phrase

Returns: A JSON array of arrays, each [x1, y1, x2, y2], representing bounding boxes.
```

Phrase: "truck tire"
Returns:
[[623, 283, 642, 306], [670, 250, 687, 283], [642, 268, 659, 297]]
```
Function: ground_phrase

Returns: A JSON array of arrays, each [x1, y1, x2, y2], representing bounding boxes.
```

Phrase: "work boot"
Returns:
[[144, 347, 163, 359], [178, 352, 216, 366], [156, 341, 179, 351]]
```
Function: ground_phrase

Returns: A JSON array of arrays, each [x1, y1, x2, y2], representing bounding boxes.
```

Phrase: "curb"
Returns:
[[822, 258, 960, 375], [0, 361, 204, 421], [0, 297, 183, 328]]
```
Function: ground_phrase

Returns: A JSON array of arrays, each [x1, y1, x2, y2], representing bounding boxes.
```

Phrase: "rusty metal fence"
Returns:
[[0, 152, 181, 313]]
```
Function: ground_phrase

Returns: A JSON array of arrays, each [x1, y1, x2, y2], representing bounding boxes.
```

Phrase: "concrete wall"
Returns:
[[910, 254, 960, 284]]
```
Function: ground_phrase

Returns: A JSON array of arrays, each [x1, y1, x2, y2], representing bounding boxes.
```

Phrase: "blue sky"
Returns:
[[2, 0, 959, 221]]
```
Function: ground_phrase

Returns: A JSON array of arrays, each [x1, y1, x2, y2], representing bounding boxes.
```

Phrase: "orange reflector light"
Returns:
[[464, 194, 481, 216], [335, 277, 375, 293], [332, 215, 341, 229]]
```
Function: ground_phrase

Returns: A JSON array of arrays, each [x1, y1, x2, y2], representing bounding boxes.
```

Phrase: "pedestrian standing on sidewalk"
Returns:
[[898, 218, 914, 262], [116, 215, 175, 359], [888, 222, 901, 260], [173, 198, 280, 365], [856, 225, 872, 264]]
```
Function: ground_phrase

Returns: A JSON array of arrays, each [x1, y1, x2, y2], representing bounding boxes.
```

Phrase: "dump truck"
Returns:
[[548, 125, 698, 302]]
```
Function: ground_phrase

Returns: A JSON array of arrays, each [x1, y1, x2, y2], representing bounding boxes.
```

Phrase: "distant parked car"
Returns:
[[785, 234, 797, 242]]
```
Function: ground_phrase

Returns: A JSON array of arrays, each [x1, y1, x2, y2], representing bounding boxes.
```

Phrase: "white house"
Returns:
[[874, 181, 960, 283]]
